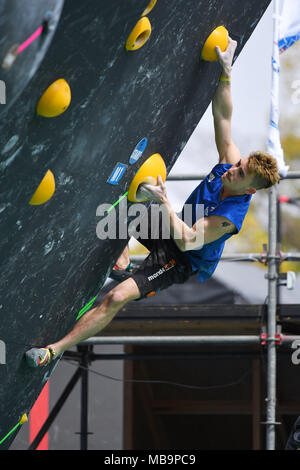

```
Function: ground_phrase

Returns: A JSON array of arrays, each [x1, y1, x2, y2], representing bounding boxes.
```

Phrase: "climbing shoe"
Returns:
[[25, 347, 56, 368]]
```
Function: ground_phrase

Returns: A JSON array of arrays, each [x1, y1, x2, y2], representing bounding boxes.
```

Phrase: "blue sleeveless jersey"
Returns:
[[181, 163, 252, 281]]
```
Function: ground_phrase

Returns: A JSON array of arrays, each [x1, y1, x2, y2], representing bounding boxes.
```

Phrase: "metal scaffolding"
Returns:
[[169, 169, 300, 449]]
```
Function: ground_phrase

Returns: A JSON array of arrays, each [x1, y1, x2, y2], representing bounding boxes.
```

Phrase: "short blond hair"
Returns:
[[248, 151, 280, 189]]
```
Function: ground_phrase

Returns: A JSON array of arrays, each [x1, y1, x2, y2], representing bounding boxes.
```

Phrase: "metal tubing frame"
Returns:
[[79, 335, 260, 346], [77, 345, 91, 450], [266, 185, 278, 449], [131, 252, 300, 264], [167, 170, 300, 181], [78, 335, 300, 347]]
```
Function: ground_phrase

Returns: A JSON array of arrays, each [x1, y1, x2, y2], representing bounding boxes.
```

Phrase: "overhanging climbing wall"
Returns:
[[0, 0, 271, 448]]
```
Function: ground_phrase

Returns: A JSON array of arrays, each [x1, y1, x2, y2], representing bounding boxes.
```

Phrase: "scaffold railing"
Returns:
[[166, 170, 300, 181], [79, 334, 300, 346]]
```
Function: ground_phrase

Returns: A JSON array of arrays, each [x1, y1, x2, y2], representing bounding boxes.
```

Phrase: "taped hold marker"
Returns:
[[129, 138, 147, 165], [107, 163, 128, 185]]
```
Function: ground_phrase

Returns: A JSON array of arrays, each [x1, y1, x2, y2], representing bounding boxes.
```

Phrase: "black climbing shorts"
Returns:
[[130, 211, 194, 300]]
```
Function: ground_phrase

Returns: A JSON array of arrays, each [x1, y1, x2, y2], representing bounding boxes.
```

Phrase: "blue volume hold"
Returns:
[[129, 137, 148, 165]]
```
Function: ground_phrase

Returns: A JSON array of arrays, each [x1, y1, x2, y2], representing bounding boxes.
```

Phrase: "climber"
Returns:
[[25, 37, 280, 367]]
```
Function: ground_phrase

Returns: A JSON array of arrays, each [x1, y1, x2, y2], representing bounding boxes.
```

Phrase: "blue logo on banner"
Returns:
[[129, 138, 147, 165], [107, 163, 128, 185]]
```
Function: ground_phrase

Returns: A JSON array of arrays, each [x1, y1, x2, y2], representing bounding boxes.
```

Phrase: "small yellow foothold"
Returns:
[[201, 26, 229, 61], [126, 17, 152, 51], [29, 169, 55, 205], [128, 153, 166, 202], [37, 78, 71, 117], [19, 413, 28, 425], [141, 0, 157, 16]]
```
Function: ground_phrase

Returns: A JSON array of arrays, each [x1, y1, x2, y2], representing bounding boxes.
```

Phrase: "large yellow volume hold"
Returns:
[[29, 170, 55, 205], [126, 17, 151, 51], [201, 26, 229, 61], [128, 154, 166, 202], [36, 79, 71, 117]]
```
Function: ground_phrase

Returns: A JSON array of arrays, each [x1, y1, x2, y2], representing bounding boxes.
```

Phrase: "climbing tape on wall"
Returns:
[[2, 11, 54, 69], [0, 414, 28, 446], [105, 192, 129, 215], [76, 295, 98, 321]]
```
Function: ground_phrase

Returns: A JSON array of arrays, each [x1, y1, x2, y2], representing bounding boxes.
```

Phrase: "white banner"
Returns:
[[267, 0, 295, 177], [279, 0, 300, 53]]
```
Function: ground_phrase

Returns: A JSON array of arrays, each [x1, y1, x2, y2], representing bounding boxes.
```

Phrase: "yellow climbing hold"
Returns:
[[142, 0, 157, 16], [126, 17, 151, 51], [29, 170, 55, 205], [37, 78, 71, 117], [201, 26, 229, 61], [128, 153, 166, 202], [19, 414, 28, 425]]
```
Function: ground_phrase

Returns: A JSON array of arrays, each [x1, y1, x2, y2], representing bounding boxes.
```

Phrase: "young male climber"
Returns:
[[26, 37, 280, 367]]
